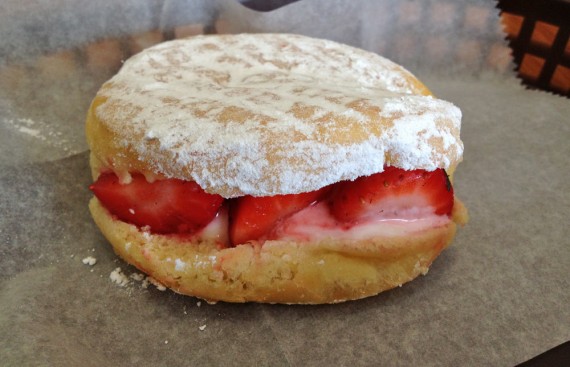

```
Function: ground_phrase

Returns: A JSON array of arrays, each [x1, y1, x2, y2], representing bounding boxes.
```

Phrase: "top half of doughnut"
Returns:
[[86, 33, 463, 198]]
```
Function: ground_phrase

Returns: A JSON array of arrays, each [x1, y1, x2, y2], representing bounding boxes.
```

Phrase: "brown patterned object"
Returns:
[[174, 24, 205, 39], [36, 50, 78, 80], [85, 39, 125, 74], [12, 25, 206, 85], [499, 0, 570, 97], [357, 1, 509, 75], [129, 31, 164, 55], [0, 64, 29, 91]]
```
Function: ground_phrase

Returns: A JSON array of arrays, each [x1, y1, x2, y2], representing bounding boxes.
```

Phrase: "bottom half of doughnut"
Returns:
[[89, 197, 468, 304]]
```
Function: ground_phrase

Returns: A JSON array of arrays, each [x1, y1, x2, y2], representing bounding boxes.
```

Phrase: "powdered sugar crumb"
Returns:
[[3, 117, 74, 152], [106, 268, 169, 292], [199, 325, 206, 331], [109, 267, 129, 287], [4, 118, 46, 140], [141, 277, 150, 289], [82, 256, 97, 266], [130, 273, 145, 282], [147, 276, 167, 291], [17, 126, 42, 138]]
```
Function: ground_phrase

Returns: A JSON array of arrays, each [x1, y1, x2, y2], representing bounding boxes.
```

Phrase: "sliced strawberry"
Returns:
[[229, 188, 329, 245], [329, 166, 453, 223], [90, 173, 224, 234]]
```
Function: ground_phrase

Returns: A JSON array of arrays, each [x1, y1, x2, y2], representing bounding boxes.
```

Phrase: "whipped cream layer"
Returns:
[[199, 201, 450, 246], [271, 202, 450, 242]]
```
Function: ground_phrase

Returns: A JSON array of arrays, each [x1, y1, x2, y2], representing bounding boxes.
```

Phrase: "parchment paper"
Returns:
[[1, 0, 569, 366]]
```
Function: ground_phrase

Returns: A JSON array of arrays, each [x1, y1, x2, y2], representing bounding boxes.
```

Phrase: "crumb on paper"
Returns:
[[199, 325, 206, 331], [106, 266, 170, 292], [196, 301, 201, 307], [3, 118, 45, 140], [109, 267, 129, 287], [130, 273, 145, 282], [141, 277, 150, 289], [82, 256, 97, 266], [147, 276, 166, 291], [2, 117, 76, 153], [18, 126, 42, 138], [164, 340, 169, 344]]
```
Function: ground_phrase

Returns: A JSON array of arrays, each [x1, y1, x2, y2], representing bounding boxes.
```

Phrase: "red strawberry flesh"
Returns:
[[329, 166, 453, 223], [229, 188, 329, 246], [90, 166, 454, 243], [90, 172, 224, 234]]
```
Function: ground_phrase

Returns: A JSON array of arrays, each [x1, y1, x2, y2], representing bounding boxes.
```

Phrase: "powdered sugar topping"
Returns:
[[94, 34, 463, 197]]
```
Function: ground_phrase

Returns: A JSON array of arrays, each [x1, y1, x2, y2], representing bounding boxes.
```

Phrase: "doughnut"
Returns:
[[86, 33, 467, 304]]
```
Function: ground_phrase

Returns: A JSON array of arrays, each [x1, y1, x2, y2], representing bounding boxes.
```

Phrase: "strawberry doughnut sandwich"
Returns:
[[86, 33, 467, 303]]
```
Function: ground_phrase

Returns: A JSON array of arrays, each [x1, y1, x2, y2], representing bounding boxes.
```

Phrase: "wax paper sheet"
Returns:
[[1, 0, 569, 366]]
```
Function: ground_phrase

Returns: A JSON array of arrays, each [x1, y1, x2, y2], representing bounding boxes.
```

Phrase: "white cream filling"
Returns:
[[271, 202, 450, 241], [199, 205, 230, 244], [199, 201, 449, 245]]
